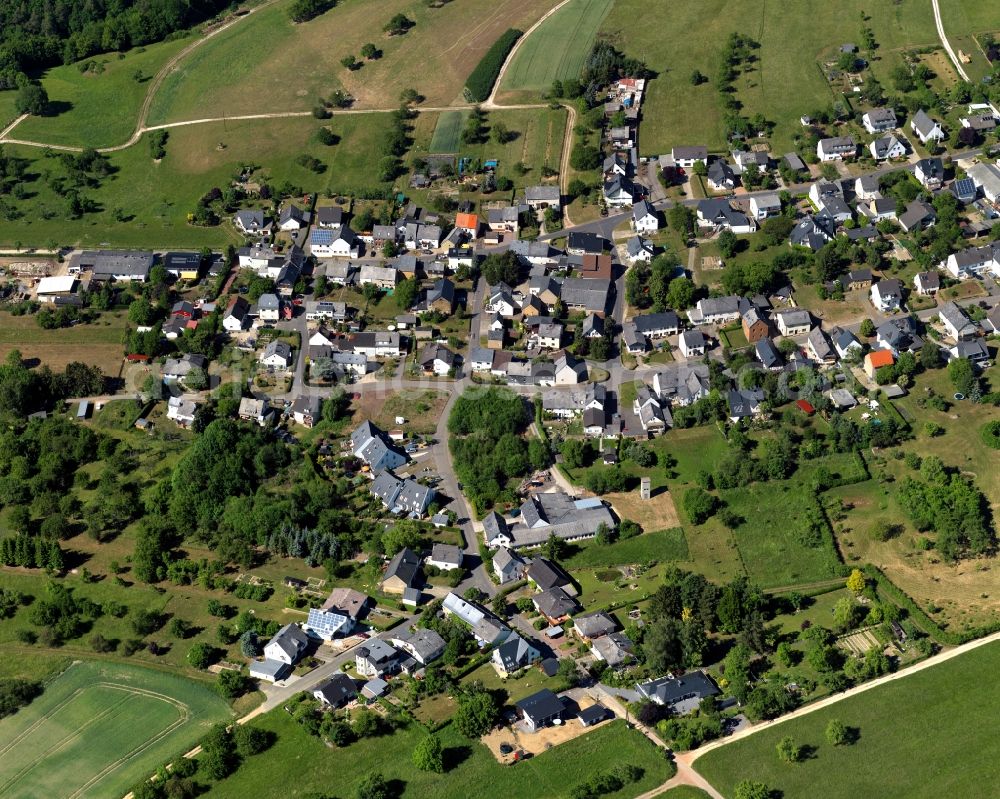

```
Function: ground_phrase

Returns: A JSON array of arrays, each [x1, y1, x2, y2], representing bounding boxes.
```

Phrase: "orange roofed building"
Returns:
[[455, 212, 480, 237], [864, 349, 895, 379]]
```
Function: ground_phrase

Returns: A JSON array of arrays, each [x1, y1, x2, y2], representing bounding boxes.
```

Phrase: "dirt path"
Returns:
[[931, 0, 970, 82], [483, 0, 575, 108], [559, 102, 578, 226]]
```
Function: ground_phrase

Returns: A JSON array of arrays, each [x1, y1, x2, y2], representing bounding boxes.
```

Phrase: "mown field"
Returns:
[[495, 0, 612, 103], [0, 311, 128, 375], [203, 714, 673, 799], [600, 0, 939, 155], [429, 110, 469, 153], [147, 0, 555, 123], [0, 660, 232, 799], [695, 641, 1000, 799], [12, 37, 192, 148]]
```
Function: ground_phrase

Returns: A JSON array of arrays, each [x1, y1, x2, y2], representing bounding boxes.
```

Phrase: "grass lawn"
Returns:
[[0, 660, 232, 799], [0, 91, 19, 130], [0, 113, 393, 248], [719, 326, 749, 350], [564, 528, 689, 568], [430, 110, 469, 153], [663, 789, 713, 799], [600, 0, 938, 155], [695, 641, 1000, 799], [203, 711, 673, 799], [13, 38, 192, 148], [147, 0, 555, 122], [0, 310, 129, 374], [495, 0, 612, 103], [713, 480, 843, 589]]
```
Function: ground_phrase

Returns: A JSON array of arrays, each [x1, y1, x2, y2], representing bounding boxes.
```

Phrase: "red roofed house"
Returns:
[[864, 349, 895, 379], [455, 212, 480, 238], [580, 253, 613, 280]]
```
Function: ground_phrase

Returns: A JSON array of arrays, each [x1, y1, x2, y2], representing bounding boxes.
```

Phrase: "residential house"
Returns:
[[632, 200, 659, 233], [862, 107, 898, 133], [898, 200, 937, 233], [789, 215, 834, 251], [706, 159, 736, 191], [727, 388, 765, 422], [260, 340, 292, 369], [421, 278, 457, 314], [951, 338, 990, 368], [775, 309, 811, 336], [419, 343, 456, 376], [732, 149, 770, 173], [951, 177, 978, 205], [532, 587, 580, 623], [805, 327, 836, 364], [303, 607, 354, 641], [309, 227, 360, 259], [278, 204, 308, 231], [749, 192, 781, 220], [355, 639, 401, 677], [855, 174, 881, 200], [843, 269, 873, 290], [985, 306, 1000, 335], [678, 329, 706, 358], [486, 286, 517, 317], [741, 307, 770, 343], [817, 136, 857, 161], [671, 146, 708, 169], [322, 588, 372, 622], [487, 205, 525, 233], [870, 134, 906, 161], [380, 547, 423, 596], [454, 212, 479, 238], [591, 632, 635, 668], [688, 295, 742, 325], [653, 363, 712, 406], [358, 264, 399, 290], [831, 327, 863, 359], [864, 348, 895, 378], [567, 232, 605, 255], [70, 250, 154, 282], [162, 353, 206, 382], [560, 278, 611, 314], [238, 397, 270, 426], [442, 592, 511, 647], [516, 689, 566, 731], [312, 674, 357, 707], [580, 312, 605, 338], [636, 671, 720, 714], [939, 301, 977, 340], [315, 206, 344, 229], [351, 420, 407, 473], [915, 158, 944, 190], [166, 395, 198, 428], [524, 186, 561, 210], [426, 543, 463, 572], [603, 176, 635, 208], [626, 236, 654, 262], [290, 395, 321, 428], [529, 322, 563, 350], [968, 162, 1000, 203], [876, 317, 922, 355], [573, 612, 617, 642], [492, 545, 525, 584], [257, 292, 281, 322], [858, 197, 898, 223], [755, 337, 783, 370], [634, 311, 681, 342], [554, 353, 588, 384], [910, 109, 945, 144], [492, 632, 541, 677], [871, 279, 904, 312], [162, 252, 202, 280], [634, 384, 669, 433], [234, 209, 269, 236], [370, 472, 436, 520], [470, 346, 494, 372], [264, 624, 309, 665], [579, 253, 613, 280], [913, 271, 940, 295], [390, 628, 446, 665], [943, 245, 996, 279], [696, 198, 755, 234], [305, 300, 349, 322]]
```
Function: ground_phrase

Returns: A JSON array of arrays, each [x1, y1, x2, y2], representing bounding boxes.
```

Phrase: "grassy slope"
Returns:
[[0, 660, 231, 799], [0, 113, 391, 248], [601, 0, 938, 156], [696, 641, 1000, 799], [496, 0, 612, 100], [147, 0, 555, 123], [564, 528, 689, 568], [13, 38, 192, 148], [203, 715, 673, 799]]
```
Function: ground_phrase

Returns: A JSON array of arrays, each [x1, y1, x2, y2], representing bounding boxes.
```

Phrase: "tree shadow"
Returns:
[[442, 745, 472, 770], [44, 100, 73, 117]]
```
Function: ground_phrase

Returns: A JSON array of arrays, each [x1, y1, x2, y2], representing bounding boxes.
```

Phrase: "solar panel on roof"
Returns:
[[306, 608, 350, 638]]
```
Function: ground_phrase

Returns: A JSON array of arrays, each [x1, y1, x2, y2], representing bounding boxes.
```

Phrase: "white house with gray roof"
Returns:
[[351, 421, 406, 473]]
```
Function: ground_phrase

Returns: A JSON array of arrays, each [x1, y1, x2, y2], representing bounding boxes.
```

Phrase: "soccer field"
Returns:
[[0, 661, 232, 799]]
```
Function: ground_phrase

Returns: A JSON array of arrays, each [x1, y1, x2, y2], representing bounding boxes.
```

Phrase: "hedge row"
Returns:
[[464, 28, 522, 102]]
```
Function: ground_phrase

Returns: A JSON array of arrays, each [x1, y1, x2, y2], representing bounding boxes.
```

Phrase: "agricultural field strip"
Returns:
[[0, 683, 189, 795]]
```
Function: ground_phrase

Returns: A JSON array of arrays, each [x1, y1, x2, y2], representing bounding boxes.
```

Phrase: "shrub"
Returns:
[[982, 420, 1000, 450], [464, 29, 522, 102]]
